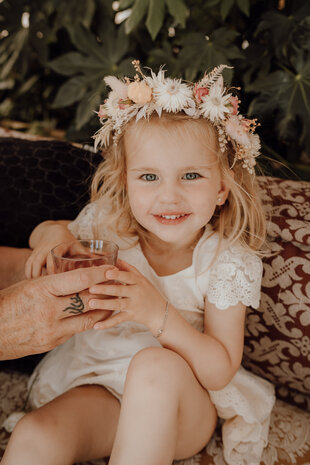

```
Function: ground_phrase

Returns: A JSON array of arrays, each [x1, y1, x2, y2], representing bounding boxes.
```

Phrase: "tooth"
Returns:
[[161, 214, 184, 219]]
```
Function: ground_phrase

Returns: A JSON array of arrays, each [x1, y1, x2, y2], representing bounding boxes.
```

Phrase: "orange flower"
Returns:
[[127, 81, 152, 104]]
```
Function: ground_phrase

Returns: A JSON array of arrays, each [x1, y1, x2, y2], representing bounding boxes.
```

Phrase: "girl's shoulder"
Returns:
[[67, 201, 100, 239], [196, 230, 263, 310]]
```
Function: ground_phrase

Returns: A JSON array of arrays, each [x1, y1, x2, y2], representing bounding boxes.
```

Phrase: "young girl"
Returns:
[[2, 62, 275, 465]]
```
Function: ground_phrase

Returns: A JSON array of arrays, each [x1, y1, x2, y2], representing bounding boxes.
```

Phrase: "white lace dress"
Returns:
[[28, 202, 275, 465]]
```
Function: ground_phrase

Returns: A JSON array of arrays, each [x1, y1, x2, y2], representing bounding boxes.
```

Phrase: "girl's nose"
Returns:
[[158, 181, 182, 204]]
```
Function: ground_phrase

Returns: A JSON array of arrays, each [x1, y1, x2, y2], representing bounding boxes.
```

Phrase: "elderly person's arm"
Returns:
[[0, 247, 32, 289], [0, 265, 114, 360]]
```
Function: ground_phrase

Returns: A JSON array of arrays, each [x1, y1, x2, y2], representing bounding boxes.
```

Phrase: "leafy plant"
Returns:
[[0, 0, 309, 179]]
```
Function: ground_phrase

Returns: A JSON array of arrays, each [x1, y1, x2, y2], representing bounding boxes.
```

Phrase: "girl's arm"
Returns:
[[88, 260, 246, 392], [25, 220, 76, 279], [29, 220, 72, 249], [152, 299, 246, 391]]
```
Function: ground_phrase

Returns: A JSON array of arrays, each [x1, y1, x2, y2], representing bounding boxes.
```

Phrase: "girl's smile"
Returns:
[[153, 212, 191, 225]]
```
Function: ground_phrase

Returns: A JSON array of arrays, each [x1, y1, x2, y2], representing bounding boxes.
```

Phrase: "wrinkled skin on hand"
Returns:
[[0, 264, 116, 360]]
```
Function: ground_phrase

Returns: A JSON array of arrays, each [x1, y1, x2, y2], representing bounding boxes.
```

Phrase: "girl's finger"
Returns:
[[94, 310, 129, 330], [104, 268, 137, 285], [24, 255, 33, 279], [89, 297, 129, 312], [89, 283, 129, 297], [32, 253, 46, 278], [46, 251, 55, 275], [116, 259, 140, 274]]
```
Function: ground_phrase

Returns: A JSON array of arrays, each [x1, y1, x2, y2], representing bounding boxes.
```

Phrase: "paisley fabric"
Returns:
[[243, 177, 310, 412]]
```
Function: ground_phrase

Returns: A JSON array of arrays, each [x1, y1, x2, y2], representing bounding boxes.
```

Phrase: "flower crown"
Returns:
[[94, 60, 260, 174]]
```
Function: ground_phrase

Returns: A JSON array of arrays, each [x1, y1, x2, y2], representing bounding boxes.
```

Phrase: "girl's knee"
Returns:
[[12, 409, 58, 446], [126, 347, 190, 389]]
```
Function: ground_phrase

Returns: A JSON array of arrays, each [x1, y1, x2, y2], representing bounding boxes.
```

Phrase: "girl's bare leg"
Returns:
[[109, 347, 217, 465], [1, 385, 120, 465]]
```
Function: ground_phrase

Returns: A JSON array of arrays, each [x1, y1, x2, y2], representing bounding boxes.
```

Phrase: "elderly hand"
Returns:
[[0, 264, 116, 360]]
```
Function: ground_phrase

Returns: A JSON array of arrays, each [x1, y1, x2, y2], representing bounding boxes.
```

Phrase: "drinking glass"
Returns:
[[51, 239, 119, 273]]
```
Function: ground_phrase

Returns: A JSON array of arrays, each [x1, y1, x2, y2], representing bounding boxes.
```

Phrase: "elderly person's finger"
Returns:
[[59, 309, 113, 337], [46, 264, 117, 297]]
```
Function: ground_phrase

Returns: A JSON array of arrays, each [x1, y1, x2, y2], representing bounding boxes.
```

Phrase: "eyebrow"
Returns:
[[128, 165, 213, 172]]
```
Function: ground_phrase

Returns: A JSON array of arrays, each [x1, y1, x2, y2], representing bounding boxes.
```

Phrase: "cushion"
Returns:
[[0, 371, 309, 465], [243, 176, 310, 411], [0, 136, 103, 248]]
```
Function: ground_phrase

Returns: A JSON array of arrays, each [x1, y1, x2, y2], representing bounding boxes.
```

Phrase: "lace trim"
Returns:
[[207, 247, 263, 310]]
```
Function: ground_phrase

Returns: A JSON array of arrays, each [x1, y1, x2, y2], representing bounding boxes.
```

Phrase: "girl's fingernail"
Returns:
[[106, 271, 113, 279], [94, 323, 103, 330], [89, 300, 97, 308], [89, 287, 97, 293]]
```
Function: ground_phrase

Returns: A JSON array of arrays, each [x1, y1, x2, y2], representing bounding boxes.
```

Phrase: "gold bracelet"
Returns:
[[154, 301, 169, 338]]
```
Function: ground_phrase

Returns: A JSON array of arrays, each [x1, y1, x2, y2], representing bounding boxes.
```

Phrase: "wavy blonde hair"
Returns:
[[91, 112, 267, 257]]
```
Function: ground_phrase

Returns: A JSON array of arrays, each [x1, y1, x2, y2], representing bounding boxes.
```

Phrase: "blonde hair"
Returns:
[[91, 112, 267, 257]]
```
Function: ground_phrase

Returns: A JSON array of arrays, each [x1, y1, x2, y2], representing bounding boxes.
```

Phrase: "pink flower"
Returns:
[[225, 115, 251, 146], [98, 104, 107, 119], [194, 84, 209, 102], [127, 81, 152, 104], [229, 96, 239, 115]]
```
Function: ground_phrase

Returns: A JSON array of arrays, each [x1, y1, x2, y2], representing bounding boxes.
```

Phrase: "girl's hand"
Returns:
[[25, 223, 76, 279], [88, 259, 167, 334]]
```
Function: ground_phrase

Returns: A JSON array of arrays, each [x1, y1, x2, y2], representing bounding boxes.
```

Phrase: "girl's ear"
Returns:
[[217, 173, 232, 206]]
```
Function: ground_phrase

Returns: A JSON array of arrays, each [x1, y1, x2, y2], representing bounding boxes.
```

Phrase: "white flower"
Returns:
[[225, 115, 251, 146], [104, 91, 124, 120], [152, 78, 194, 113], [104, 76, 128, 99], [199, 77, 231, 122], [145, 67, 166, 88], [248, 133, 261, 153]]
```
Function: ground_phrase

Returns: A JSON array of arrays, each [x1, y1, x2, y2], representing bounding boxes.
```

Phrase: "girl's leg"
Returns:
[[1, 385, 120, 465], [109, 347, 217, 465]]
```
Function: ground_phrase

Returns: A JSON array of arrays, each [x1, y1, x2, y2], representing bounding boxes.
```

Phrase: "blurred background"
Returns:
[[0, 0, 310, 180]]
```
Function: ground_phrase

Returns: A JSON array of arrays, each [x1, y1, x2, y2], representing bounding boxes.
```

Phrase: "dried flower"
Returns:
[[194, 84, 209, 103], [94, 61, 261, 174], [153, 78, 194, 112], [225, 115, 251, 146], [127, 81, 152, 104], [199, 78, 231, 122], [229, 96, 239, 115]]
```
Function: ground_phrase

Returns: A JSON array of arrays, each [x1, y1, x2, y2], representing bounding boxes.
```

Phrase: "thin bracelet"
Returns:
[[154, 301, 169, 338]]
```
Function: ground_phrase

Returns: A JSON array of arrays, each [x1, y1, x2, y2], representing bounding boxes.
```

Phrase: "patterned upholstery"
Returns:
[[244, 177, 310, 412], [0, 134, 309, 464]]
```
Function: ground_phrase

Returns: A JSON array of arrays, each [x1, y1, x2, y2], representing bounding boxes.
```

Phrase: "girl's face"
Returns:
[[125, 121, 229, 250]]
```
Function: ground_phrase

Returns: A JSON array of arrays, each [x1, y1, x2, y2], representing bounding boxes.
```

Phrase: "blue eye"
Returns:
[[141, 174, 158, 181], [183, 172, 201, 180]]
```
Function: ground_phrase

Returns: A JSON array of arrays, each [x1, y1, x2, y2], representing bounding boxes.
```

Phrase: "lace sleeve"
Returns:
[[67, 202, 97, 240], [206, 246, 263, 310]]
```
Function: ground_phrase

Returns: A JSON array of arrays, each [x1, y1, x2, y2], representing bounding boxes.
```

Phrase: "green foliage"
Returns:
[[0, 0, 310, 179]]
